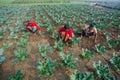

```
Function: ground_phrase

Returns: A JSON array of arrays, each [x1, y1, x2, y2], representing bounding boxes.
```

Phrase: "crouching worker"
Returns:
[[58, 24, 73, 42], [81, 22, 97, 43], [24, 20, 40, 33]]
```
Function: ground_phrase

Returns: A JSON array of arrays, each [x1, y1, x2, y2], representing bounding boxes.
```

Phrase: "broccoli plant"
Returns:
[[93, 60, 114, 80], [2, 41, 13, 49], [54, 39, 64, 51], [110, 52, 120, 71], [8, 32, 18, 39], [60, 52, 78, 69], [12, 48, 27, 63], [21, 26, 26, 31], [36, 57, 57, 77], [2, 26, 8, 33], [37, 31, 44, 35], [0, 28, 4, 35], [73, 28, 82, 34], [9, 27, 19, 33], [47, 26, 54, 32], [81, 48, 94, 59], [38, 43, 52, 57], [51, 33, 58, 39], [95, 44, 105, 53], [8, 70, 23, 80], [69, 36, 81, 43], [117, 35, 120, 44], [104, 32, 111, 36], [106, 35, 118, 48], [21, 32, 30, 38], [17, 38, 27, 48], [0, 36, 4, 40], [70, 70, 93, 80], [0, 48, 6, 64]]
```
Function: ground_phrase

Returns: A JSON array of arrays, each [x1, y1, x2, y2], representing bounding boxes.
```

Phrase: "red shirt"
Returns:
[[25, 20, 40, 30], [58, 26, 73, 37]]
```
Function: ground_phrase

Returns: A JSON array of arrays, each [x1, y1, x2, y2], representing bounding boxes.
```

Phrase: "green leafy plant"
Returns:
[[103, 32, 111, 36], [2, 26, 8, 33], [36, 57, 57, 77], [12, 48, 27, 63], [21, 32, 30, 38], [0, 28, 4, 35], [0, 36, 4, 40], [93, 60, 114, 80], [0, 48, 6, 64], [8, 32, 18, 39], [69, 36, 81, 43], [37, 31, 44, 35], [2, 41, 13, 49], [70, 70, 93, 80], [110, 52, 120, 71], [95, 44, 105, 53], [17, 38, 27, 48], [117, 35, 120, 44], [81, 48, 94, 59], [54, 39, 64, 51], [51, 33, 58, 39], [73, 28, 82, 34], [21, 26, 26, 31], [106, 35, 118, 48], [60, 52, 78, 69], [38, 43, 51, 57], [9, 27, 20, 33], [8, 70, 23, 80], [47, 26, 54, 32]]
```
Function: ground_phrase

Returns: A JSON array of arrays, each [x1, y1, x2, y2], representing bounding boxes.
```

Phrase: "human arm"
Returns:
[[66, 28, 73, 37], [94, 27, 97, 43], [58, 26, 64, 33]]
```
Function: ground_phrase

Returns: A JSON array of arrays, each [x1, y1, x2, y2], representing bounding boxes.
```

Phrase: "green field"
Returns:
[[0, 0, 120, 80]]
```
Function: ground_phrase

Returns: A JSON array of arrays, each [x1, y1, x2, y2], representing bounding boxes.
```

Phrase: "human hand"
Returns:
[[94, 40, 97, 44]]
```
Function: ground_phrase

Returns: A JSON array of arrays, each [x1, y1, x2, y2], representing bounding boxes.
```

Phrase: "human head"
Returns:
[[27, 19, 32, 23], [64, 24, 69, 29], [90, 22, 96, 28]]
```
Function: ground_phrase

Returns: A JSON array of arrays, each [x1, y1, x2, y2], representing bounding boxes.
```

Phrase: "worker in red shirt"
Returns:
[[58, 24, 73, 42], [25, 20, 40, 33]]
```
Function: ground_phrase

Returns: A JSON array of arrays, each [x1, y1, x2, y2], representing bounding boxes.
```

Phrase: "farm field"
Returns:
[[0, 1, 120, 80]]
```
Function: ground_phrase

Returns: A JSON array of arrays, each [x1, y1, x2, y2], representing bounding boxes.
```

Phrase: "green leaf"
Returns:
[[13, 48, 27, 63], [17, 38, 27, 48], [8, 70, 23, 80], [0, 48, 4, 55], [60, 52, 78, 69], [70, 70, 93, 80], [2, 41, 13, 49], [110, 52, 120, 71], [36, 57, 57, 77], [0, 56, 6, 63], [51, 33, 58, 39], [54, 39, 64, 51], [0, 36, 4, 40], [95, 44, 105, 53], [38, 43, 52, 57], [47, 26, 54, 32], [93, 60, 114, 79], [81, 48, 94, 59]]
